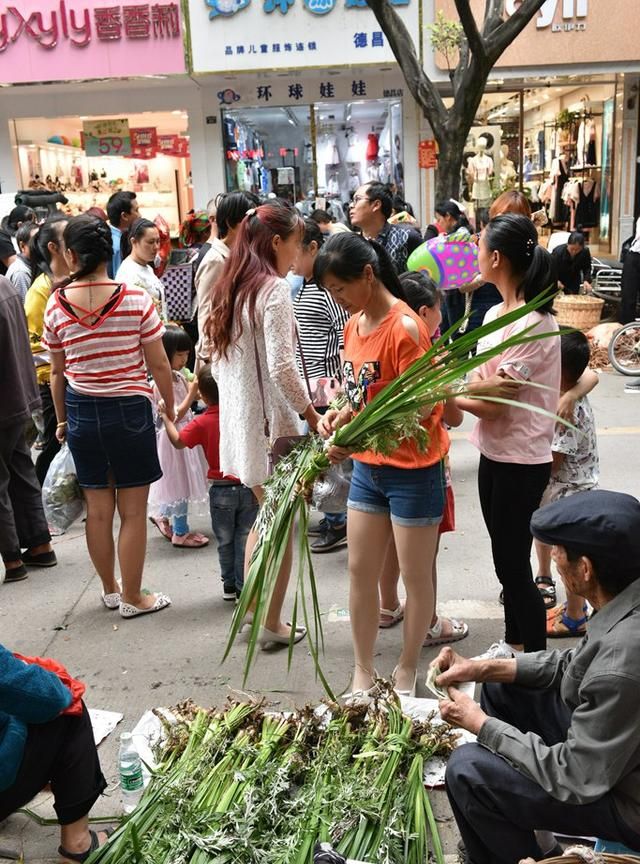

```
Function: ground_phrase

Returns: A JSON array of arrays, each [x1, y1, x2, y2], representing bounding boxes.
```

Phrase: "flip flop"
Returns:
[[423, 615, 469, 647], [119, 592, 172, 619], [149, 516, 172, 541], [171, 532, 209, 548], [379, 601, 405, 629], [59, 828, 114, 862]]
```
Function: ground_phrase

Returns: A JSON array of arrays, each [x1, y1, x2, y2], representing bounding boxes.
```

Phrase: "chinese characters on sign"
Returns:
[[0, 2, 180, 52], [130, 127, 158, 159], [418, 139, 438, 169], [225, 40, 316, 56], [353, 30, 383, 48]]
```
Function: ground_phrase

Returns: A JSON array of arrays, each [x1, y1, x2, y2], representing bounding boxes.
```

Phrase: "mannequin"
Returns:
[[500, 144, 517, 189], [468, 137, 494, 226]]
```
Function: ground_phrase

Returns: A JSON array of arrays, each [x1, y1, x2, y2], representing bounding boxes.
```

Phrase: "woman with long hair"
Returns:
[[42, 215, 175, 618], [206, 202, 321, 646], [315, 233, 450, 699], [24, 213, 69, 485], [454, 213, 561, 654]]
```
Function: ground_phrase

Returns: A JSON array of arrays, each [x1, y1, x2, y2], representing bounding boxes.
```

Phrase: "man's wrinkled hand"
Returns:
[[439, 688, 487, 735]]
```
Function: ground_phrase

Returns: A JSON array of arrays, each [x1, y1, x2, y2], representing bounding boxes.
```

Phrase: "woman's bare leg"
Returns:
[[83, 488, 119, 596], [347, 509, 393, 692], [116, 485, 155, 609], [393, 522, 439, 692]]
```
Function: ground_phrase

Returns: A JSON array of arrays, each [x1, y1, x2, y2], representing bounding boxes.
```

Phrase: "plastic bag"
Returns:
[[42, 443, 84, 534], [312, 463, 350, 514]]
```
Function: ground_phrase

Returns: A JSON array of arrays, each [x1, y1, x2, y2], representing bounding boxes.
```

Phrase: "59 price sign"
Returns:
[[82, 119, 132, 158]]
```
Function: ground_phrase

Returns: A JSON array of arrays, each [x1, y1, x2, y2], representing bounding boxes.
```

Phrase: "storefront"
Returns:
[[0, 0, 198, 236], [187, 0, 420, 216], [11, 111, 192, 234], [423, 0, 640, 254]]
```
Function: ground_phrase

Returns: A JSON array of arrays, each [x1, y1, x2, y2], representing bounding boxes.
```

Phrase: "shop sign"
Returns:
[[130, 127, 158, 159], [82, 117, 131, 156], [158, 134, 190, 157], [431, 0, 637, 70], [0, 1, 186, 85], [208, 72, 403, 108], [418, 139, 437, 169], [189, 0, 417, 72]]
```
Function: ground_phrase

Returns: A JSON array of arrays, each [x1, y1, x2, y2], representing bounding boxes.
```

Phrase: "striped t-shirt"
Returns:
[[42, 284, 165, 400], [293, 280, 349, 379]]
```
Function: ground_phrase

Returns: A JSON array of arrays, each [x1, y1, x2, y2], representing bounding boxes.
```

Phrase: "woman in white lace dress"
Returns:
[[207, 202, 320, 646]]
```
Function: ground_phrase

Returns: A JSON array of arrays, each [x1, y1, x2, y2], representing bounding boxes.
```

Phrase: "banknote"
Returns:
[[425, 665, 448, 700]]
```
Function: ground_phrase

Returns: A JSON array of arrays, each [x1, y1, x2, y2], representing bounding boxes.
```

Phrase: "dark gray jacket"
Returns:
[[479, 578, 640, 833], [0, 275, 41, 428]]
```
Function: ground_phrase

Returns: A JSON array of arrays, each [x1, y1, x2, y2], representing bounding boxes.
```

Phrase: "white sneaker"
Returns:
[[624, 378, 640, 394], [474, 640, 520, 660]]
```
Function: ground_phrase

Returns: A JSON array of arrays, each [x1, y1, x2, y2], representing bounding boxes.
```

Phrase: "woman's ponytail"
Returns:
[[55, 215, 113, 289]]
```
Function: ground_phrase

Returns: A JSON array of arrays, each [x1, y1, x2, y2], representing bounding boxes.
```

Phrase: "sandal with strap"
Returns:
[[423, 615, 469, 648], [535, 576, 557, 609], [547, 605, 588, 638], [172, 532, 209, 548], [59, 828, 113, 862], [149, 516, 172, 541], [379, 601, 405, 629]]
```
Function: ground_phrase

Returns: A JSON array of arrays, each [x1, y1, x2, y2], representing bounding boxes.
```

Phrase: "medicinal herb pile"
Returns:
[[88, 693, 458, 864]]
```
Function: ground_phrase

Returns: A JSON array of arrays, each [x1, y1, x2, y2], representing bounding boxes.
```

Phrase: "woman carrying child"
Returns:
[[315, 233, 449, 699], [149, 325, 209, 548]]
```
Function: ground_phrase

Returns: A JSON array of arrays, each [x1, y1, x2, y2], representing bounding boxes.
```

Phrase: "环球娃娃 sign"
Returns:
[[189, 0, 418, 73], [0, 1, 186, 85]]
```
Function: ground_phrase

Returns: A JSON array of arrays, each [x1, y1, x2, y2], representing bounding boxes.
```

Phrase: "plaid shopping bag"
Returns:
[[161, 262, 196, 322]]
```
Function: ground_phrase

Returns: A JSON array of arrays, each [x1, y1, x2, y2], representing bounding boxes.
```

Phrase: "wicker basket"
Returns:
[[540, 856, 640, 864], [554, 294, 605, 331]]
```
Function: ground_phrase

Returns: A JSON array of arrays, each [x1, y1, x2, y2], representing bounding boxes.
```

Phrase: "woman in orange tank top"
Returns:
[[315, 234, 450, 699]]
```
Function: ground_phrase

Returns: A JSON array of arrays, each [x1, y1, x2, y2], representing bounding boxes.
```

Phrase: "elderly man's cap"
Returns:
[[531, 489, 640, 562]]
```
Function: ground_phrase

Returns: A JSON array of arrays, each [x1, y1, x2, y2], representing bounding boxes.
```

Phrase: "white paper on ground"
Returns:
[[131, 707, 177, 785], [89, 708, 123, 746], [400, 681, 478, 787]]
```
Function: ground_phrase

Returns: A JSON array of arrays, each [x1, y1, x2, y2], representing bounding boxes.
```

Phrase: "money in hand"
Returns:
[[425, 665, 448, 700]]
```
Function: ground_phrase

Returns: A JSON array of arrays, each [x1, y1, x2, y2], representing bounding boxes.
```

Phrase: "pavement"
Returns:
[[0, 369, 638, 863]]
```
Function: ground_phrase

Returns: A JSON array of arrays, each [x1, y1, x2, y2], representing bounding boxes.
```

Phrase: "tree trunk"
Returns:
[[433, 125, 467, 204]]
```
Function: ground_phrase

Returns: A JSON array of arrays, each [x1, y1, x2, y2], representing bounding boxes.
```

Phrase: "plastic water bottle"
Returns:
[[118, 732, 143, 813]]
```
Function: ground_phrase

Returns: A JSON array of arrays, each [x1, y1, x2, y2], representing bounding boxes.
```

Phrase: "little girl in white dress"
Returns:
[[149, 326, 209, 547]]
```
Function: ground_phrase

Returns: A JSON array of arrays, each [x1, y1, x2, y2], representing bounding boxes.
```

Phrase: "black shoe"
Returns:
[[499, 589, 504, 606], [21, 550, 57, 568], [310, 524, 347, 553], [223, 587, 236, 601], [4, 564, 28, 583], [308, 518, 328, 537]]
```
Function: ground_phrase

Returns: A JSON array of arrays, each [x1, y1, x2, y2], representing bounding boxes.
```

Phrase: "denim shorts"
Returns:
[[65, 388, 162, 489], [348, 459, 446, 527]]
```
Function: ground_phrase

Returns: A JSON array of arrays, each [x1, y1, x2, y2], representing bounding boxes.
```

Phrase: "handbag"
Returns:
[[253, 326, 312, 475]]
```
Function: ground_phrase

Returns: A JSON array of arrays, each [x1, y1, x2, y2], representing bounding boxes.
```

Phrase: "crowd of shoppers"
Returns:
[[3, 177, 634, 863]]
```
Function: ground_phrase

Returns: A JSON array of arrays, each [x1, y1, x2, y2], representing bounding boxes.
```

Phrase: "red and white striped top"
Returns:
[[42, 284, 165, 400]]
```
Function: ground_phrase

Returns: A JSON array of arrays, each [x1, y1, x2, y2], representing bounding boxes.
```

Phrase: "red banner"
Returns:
[[158, 134, 190, 157], [130, 127, 158, 159], [418, 139, 438, 169]]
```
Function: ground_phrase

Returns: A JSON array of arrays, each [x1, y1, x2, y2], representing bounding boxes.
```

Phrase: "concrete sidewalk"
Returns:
[[1, 370, 637, 862]]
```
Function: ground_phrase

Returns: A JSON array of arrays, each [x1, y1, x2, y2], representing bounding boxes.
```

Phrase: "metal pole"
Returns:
[[519, 90, 524, 192]]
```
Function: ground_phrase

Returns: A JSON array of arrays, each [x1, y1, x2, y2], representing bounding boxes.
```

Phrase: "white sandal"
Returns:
[[423, 615, 469, 647], [119, 592, 172, 619]]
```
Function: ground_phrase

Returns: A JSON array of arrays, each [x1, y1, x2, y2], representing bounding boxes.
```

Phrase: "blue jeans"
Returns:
[[161, 502, 189, 536], [209, 484, 258, 593]]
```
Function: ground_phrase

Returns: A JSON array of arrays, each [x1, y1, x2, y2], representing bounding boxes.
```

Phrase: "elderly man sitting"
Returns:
[[433, 490, 640, 864]]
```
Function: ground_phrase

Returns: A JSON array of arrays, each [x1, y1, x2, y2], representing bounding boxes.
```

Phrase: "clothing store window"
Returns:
[[314, 98, 404, 206], [222, 106, 312, 204]]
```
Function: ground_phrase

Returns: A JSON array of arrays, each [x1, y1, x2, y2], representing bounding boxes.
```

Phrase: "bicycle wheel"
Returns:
[[609, 321, 640, 375]]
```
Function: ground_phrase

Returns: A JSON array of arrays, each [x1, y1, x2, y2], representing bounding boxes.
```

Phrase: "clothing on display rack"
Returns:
[[366, 133, 379, 161], [575, 178, 600, 229], [549, 156, 570, 225]]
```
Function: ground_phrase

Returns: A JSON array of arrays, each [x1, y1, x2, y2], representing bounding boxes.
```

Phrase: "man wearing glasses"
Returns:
[[349, 183, 422, 274]]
